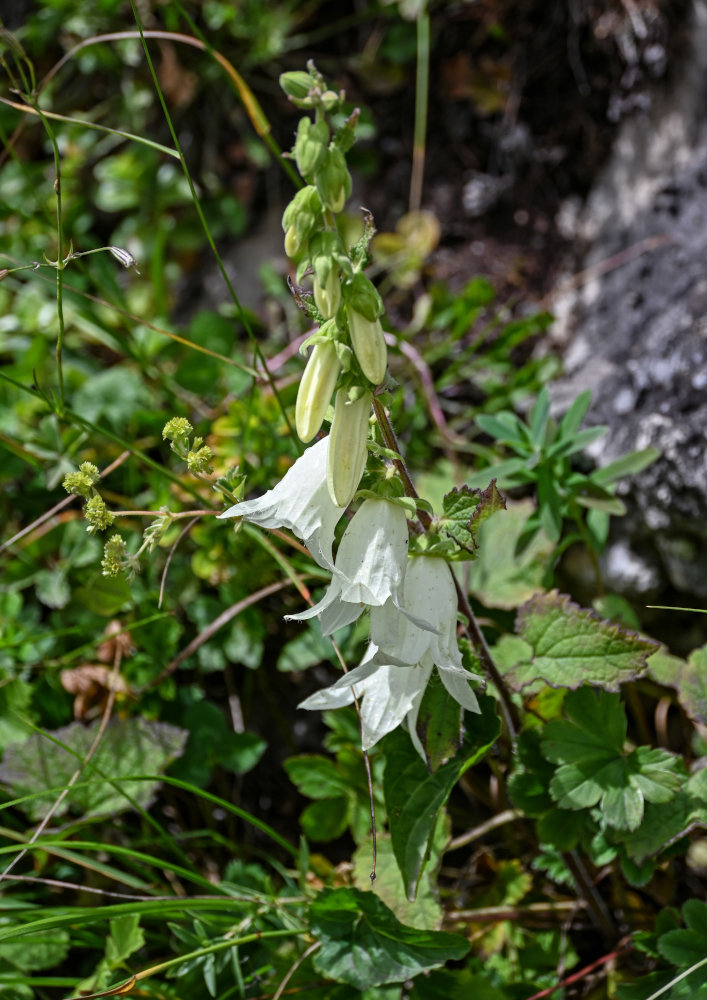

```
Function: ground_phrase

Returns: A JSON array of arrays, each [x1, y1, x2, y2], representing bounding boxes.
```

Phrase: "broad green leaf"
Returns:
[[438, 481, 506, 559], [169, 702, 266, 787], [301, 796, 350, 841], [542, 688, 627, 760], [541, 689, 684, 831], [34, 568, 71, 609], [415, 675, 463, 771], [105, 914, 145, 965], [648, 646, 707, 725], [622, 768, 707, 862], [284, 755, 352, 799], [467, 502, 554, 610], [0, 717, 187, 820], [309, 887, 470, 988], [506, 591, 658, 691], [352, 833, 443, 930], [277, 625, 336, 672], [0, 670, 33, 751], [0, 927, 69, 972], [384, 695, 500, 900]]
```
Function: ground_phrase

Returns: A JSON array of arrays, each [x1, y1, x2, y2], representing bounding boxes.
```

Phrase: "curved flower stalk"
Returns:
[[298, 639, 481, 758], [286, 498, 411, 635], [218, 436, 344, 570]]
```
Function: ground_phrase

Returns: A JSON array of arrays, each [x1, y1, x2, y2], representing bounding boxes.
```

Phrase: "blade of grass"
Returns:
[[0, 96, 180, 158]]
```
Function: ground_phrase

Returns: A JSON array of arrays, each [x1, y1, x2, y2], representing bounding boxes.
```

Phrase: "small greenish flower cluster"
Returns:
[[101, 534, 128, 577], [62, 462, 100, 498], [63, 462, 115, 534], [84, 494, 115, 534], [280, 62, 389, 508], [163, 418, 213, 476]]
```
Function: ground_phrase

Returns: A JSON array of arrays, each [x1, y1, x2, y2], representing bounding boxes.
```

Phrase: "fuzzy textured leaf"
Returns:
[[0, 717, 187, 820], [648, 646, 707, 725], [506, 591, 658, 691]]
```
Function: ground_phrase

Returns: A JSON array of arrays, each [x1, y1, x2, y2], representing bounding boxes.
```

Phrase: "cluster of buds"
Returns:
[[162, 417, 213, 476], [280, 63, 390, 509], [63, 462, 115, 535]]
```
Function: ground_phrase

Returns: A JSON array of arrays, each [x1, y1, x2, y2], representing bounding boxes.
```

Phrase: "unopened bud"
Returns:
[[346, 308, 387, 385], [345, 272, 383, 321], [282, 185, 324, 258], [315, 147, 351, 214], [295, 340, 341, 443], [314, 269, 341, 319], [327, 388, 371, 507], [279, 71, 314, 100], [294, 117, 329, 178]]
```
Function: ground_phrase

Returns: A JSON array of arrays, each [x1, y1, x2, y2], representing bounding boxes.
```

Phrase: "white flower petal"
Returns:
[[438, 663, 482, 714], [219, 437, 344, 569], [335, 499, 409, 607]]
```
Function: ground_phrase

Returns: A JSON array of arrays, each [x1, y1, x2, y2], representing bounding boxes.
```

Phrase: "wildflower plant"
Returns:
[[220, 62, 493, 765], [2, 22, 703, 1000]]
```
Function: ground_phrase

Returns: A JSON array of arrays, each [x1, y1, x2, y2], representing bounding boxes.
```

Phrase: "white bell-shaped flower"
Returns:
[[370, 555, 464, 669], [286, 498, 410, 635], [218, 436, 344, 570], [299, 639, 481, 758]]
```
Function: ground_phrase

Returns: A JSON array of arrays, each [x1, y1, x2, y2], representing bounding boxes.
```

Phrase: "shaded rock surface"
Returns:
[[551, 0, 707, 602]]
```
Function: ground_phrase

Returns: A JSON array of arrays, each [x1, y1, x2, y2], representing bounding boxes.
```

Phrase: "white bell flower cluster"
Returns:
[[220, 437, 481, 757]]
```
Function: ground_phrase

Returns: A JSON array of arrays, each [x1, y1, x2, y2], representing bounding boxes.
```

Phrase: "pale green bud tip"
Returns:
[[102, 534, 127, 577], [162, 417, 193, 442], [187, 445, 214, 475], [85, 495, 115, 534], [279, 71, 314, 100]]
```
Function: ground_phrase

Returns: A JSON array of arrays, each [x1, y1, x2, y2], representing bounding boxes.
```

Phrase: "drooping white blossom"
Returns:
[[218, 436, 344, 570], [370, 555, 464, 670], [298, 639, 481, 758], [286, 498, 411, 635]]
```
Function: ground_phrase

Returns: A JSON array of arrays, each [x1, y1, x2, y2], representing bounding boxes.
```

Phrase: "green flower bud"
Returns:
[[346, 308, 387, 385], [282, 185, 324, 258], [314, 269, 341, 319], [63, 462, 100, 498], [320, 89, 342, 113], [294, 117, 329, 178], [279, 71, 315, 100], [327, 388, 372, 507], [296, 340, 341, 443], [187, 445, 214, 475], [162, 417, 193, 443], [102, 534, 127, 577], [315, 147, 351, 214], [85, 495, 115, 534], [345, 272, 383, 321]]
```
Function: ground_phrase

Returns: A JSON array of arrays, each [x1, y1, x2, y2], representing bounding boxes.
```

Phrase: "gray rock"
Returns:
[[551, 0, 707, 598]]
